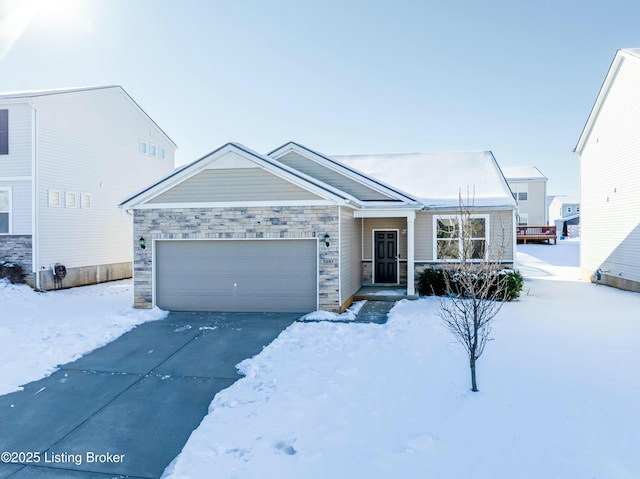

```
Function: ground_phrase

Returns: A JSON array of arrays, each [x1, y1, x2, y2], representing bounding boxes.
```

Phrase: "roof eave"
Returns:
[[575, 50, 631, 155]]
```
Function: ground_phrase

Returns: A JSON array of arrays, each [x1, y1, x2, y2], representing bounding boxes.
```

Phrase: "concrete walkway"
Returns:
[[353, 301, 396, 324], [0, 312, 298, 479]]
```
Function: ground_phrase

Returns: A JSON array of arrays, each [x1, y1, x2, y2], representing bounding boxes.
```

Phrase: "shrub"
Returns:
[[416, 267, 448, 296], [417, 267, 523, 301], [0, 261, 27, 284]]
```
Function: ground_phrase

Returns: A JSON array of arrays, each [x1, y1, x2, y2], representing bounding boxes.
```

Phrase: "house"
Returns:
[[501, 166, 548, 225], [0, 86, 176, 289], [120, 143, 516, 313], [548, 195, 580, 239], [574, 48, 640, 292]]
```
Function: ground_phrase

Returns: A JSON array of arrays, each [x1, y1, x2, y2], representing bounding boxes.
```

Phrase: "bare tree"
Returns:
[[436, 192, 510, 392]]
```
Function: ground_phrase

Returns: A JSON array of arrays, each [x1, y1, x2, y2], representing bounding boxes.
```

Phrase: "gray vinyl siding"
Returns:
[[579, 54, 640, 283], [0, 179, 31, 234], [276, 151, 396, 201], [415, 210, 514, 262], [148, 168, 322, 203], [339, 207, 362, 305], [34, 87, 175, 269], [0, 103, 32, 177]]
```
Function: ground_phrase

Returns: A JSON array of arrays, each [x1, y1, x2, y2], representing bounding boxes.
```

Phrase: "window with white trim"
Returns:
[[434, 214, 488, 261], [149, 144, 157, 157], [0, 188, 10, 233], [510, 183, 528, 201], [139, 141, 148, 155], [518, 213, 528, 226], [567, 206, 573, 213], [159, 147, 166, 159], [48, 190, 61, 207], [80, 193, 91, 209], [65, 192, 77, 208]]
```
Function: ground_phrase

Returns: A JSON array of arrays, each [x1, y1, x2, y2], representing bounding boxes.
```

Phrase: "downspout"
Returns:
[[512, 208, 518, 269], [30, 102, 40, 290]]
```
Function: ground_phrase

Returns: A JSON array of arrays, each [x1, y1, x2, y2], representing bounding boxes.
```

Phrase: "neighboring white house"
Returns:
[[120, 143, 516, 313], [574, 48, 640, 292], [501, 166, 548, 226], [548, 195, 580, 238], [0, 86, 176, 289]]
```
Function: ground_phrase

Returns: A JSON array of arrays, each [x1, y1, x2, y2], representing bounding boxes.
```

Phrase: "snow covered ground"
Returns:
[[0, 241, 638, 478], [0, 279, 166, 395], [163, 240, 640, 479]]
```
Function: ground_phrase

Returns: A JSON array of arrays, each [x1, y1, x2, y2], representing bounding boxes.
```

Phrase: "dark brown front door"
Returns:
[[374, 231, 397, 283]]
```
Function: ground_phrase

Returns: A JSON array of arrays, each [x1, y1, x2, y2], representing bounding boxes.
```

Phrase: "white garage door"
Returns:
[[155, 240, 317, 313]]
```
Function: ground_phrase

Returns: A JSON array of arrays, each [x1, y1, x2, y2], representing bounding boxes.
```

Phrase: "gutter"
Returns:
[[29, 101, 40, 290]]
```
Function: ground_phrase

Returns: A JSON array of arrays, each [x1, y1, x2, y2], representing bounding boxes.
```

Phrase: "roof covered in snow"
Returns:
[[501, 166, 547, 181], [0, 85, 120, 100], [335, 151, 516, 209], [622, 47, 640, 58]]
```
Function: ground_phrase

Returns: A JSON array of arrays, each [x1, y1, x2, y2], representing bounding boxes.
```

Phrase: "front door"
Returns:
[[374, 231, 397, 283]]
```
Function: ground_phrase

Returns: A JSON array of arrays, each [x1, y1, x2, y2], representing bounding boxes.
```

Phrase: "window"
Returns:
[[510, 183, 528, 202], [518, 213, 528, 226], [48, 190, 61, 207], [159, 147, 166, 159], [567, 206, 573, 213], [81, 193, 91, 209], [434, 215, 488, 261], [0, 188, 10, 233], [139, 141, 148, 155], [576, 206, 580, 213], [0, 109, 8, 155], [149, 144, 157, 157], [65, 192, 77, 208]]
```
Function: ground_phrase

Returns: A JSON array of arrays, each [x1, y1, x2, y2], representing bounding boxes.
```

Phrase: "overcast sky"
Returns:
[[1, 0, 639, 196]]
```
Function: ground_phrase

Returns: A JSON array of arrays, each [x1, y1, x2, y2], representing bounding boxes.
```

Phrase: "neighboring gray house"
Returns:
[[0, 86, 176, 289], [120, 143, 516, 313], [548, 195, 580, 238], [502, 166, 548, 226], [575, 48, 640, 292]]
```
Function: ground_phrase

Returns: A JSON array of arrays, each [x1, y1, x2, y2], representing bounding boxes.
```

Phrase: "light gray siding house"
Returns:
[[501, 166, 548, 226], [0, 86, 176, 289], [574, 48, 640, 292], [120, 143, 516, 313], [548, 195, 580, 238]]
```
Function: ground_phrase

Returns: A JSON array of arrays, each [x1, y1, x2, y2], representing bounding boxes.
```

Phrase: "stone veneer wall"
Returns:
[[0, 235, 34, 285], [361, 261, 407, 286], [133, 206, 340, 311]]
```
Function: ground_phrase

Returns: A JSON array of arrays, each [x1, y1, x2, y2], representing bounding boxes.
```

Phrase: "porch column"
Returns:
[[406, 211, 415, 296]]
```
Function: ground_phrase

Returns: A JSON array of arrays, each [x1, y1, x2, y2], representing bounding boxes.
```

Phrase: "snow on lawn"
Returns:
[[163, 240, 640, 479], [0, 279, 166, 395]]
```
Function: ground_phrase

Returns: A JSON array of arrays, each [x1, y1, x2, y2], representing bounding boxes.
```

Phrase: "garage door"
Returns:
[[155, 240, 317, 313]]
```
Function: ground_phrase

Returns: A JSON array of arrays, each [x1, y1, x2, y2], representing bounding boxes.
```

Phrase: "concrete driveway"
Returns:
[[0, 311, 298, 479]]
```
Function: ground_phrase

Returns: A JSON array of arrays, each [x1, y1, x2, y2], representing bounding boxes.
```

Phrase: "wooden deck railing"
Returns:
[[516, 225, 557, 245]]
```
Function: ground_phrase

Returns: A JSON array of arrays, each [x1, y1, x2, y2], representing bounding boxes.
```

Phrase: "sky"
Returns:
[[0, 0, 638, 196]]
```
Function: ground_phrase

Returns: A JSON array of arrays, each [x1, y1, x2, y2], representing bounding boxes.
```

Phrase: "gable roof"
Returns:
[[119, 142, 363, 209], [0, 85, 177, 148], [502, 166, 547, 181], [575, 48, 640, 154], [269, 142, 421, 205], [336, 151, 516, 209]]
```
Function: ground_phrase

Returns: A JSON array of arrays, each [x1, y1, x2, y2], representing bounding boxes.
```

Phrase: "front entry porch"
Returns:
[[355, 209, 417, 296], [353, 285, 419, 301]]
